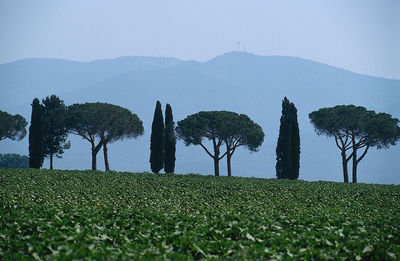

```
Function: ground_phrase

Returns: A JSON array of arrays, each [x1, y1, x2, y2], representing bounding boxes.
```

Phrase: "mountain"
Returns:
[[1, 52, 399, 184], [0, 56, 182, 113]]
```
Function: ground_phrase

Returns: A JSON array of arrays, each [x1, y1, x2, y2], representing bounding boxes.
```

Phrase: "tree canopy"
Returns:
[[309, 105, 400, 183], [41, 95, 70, 169], [67, 103, 107, 170], [220, 112, 264, 176], [176, 111, 264, 176], [276, 97, 300, 180], [101, 104, 144, 171], [177, 111, 228, 176], [0, 110, 27, 142], [0, 153, 29, 168], [67, 102, 143, 171]]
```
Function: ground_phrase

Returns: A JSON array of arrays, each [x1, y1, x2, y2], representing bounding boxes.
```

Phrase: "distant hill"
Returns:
[[0, 56, 182, 113], [1, 52, 399, 184]]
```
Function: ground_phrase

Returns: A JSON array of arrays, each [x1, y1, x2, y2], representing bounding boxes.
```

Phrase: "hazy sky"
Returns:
[[1, 0, 399, 79]]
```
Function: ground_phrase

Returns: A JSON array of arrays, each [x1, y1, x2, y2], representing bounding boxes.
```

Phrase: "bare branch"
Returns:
[[355, 136, 368, 147], [231, 145, 238, 155], [357, 143, 368, 149], [70, 131, 91, 143], [346, 152, 353, 162], [199, 143, 215, 159], [218, 150, 228, 160], [334, 136, 343, 150], [343, 133, 349, 146], [233, 138, 244, 148], [356, 145, 370, 164]]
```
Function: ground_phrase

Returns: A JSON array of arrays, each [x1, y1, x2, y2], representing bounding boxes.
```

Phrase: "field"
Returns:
[[1, 169, 399, 260]]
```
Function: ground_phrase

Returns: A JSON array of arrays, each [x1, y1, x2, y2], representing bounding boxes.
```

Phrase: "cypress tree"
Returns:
[[164, 103, 176, 173], [276, 97, 300, 180], [29, 98, 44, 168], [150, 101, 164, 173], [289, 102, 300, 179]]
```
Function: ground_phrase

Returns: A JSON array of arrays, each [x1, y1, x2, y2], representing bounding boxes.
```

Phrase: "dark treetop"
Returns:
[[150, 101, 164, 173], [309, 105, 400, 183], [176, 111, 264, 176], [276, 97, 300, 180], [67, 102, 143, 171], [164, 103, 176, 173], [29, 98, 44, 169], [0, 110, 27, 142], [41, 95, 70, 169]]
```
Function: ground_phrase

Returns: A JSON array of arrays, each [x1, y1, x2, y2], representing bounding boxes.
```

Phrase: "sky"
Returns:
[[0, 0, 399, 79]]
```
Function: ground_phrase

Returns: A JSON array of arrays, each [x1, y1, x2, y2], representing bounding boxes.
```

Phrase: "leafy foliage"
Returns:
[[1, 169, 399, 260], [276, 97, 300, 180], [309, 105, 400, 183], [29, 98, 44, 169], [0, 154, 28, 168], [220, 112, 264, 177], [67, 102, 143, 171], [309, 105, 400, 148], [67, 103, 107, 171], [100, 105, 144, 171], [0, 110, 27, 142], [176, 111, 229, 176], [164, 104, 176, 173], [41, 95, 70, 169], [177, 111, 264, 177], [150, 101, 164, 173]]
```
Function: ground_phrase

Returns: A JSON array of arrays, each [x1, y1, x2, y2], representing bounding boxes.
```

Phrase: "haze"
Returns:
[[0, 1, 399, 184], [1, 0, 399, 79]]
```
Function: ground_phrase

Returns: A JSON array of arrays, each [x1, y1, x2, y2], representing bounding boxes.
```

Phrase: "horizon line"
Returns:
[[1, 51, 399, 81]]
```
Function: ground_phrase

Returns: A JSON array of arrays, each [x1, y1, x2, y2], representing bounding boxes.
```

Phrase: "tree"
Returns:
[[68, 102, 143, 171], [220, 113, 264, 177], [150, 101, 164, 173], [164, 104, 176, 173], [41, 95, 70, 169], [0, 110, 27, 142], [0, 153, 29, 168], [309, 106, 353, 182], [176, 111, 230, 176], [29, 98, 44, 168], [350, 110, 400, 183], [276, 97, 300, 180], [100, 106, 144, 171], [66, 103, 117, 170], [309, 105, 400, 183]]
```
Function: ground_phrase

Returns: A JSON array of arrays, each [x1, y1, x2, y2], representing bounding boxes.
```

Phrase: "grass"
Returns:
[[1, 168, 399, 260]]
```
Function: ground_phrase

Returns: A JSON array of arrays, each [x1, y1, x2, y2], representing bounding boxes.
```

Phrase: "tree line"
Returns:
[[1, 95, 399, 183], [0, 153, 29, 168]]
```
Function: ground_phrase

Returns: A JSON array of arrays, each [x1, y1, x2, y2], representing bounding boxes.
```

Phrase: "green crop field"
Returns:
[[1, 169, 399, 260]]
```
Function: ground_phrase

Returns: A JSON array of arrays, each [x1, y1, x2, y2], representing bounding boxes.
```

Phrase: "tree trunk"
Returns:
[[92, 148, 97, 171], [90, 139, 103, 171], [352, 141, 357, 183], [352, 144, 369, 184], [352, 159, 358, 183], [214, 157, 220, 176], [212, 138, 220, 176], [341, 150, 348, 183], [50, 152, 53, 170], [227, 153, 232, 177], [103, 142, 110, 171]]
